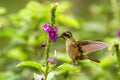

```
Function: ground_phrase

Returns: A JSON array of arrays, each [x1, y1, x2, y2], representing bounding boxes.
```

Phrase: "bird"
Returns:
[[60, 31, 109, 65]]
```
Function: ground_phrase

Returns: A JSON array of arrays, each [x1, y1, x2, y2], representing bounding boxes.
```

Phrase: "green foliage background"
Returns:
[[0, 0, 120, 80]]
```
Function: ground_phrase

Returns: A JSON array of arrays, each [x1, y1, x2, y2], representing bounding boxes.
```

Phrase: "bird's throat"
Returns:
[[65, 38, 76, 47]]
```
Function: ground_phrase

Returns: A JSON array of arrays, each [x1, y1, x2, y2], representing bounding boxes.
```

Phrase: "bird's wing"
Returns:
[[76, 40, 109, 53]]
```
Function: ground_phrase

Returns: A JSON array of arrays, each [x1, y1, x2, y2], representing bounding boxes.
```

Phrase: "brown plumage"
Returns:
[[61, 31, 109, 65]]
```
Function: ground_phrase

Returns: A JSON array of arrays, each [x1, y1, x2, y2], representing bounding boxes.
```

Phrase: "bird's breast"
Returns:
[[66, 42, 81, 60]]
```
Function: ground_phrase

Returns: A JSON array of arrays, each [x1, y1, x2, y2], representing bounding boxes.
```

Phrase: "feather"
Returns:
[[77, 40, 109, 53]]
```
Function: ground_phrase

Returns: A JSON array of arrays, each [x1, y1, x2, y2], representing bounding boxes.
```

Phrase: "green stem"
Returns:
[[45, 39, 51, 79], [51, 3, 57, 29], [44, 3, 57, 80]]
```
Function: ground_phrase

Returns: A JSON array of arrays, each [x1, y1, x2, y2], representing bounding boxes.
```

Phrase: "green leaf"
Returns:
[[56, 63, 80, 73], [16, 61, 43, 72]]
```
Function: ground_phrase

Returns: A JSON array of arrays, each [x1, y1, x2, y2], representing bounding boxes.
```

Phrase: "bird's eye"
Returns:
[[64, 32, 72, 38]]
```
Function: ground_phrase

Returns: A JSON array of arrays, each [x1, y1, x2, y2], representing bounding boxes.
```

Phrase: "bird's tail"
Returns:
[[87, 56, 100, 63]]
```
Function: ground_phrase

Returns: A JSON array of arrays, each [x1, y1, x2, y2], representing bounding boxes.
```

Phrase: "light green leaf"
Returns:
[[16, 61, 43, 72], [56, 63, 80, 73]]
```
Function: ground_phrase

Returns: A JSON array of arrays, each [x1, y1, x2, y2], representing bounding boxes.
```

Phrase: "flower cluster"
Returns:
[[48, 58, 57, 64], [43, 23, 58, 42], [48, 50, 57, 64]]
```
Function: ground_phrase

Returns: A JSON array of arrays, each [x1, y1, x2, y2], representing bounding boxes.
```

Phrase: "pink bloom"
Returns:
[[48, 27, 58, 42], [48, 58, 57, 64], [43, 23, 58, 42], [43, 24, 51, 32], [48, 50, 57, 64], [40, 75, 45, 80]]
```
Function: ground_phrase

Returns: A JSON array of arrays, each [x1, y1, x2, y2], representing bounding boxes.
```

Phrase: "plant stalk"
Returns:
[[44, 3, 57, 80]]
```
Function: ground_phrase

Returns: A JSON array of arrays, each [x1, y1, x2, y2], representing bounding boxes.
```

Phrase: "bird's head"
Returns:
[[61, 31, 73, 40]]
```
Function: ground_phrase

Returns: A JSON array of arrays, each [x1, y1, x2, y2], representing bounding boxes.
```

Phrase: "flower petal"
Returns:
[[48, 30, 57, 42], [43, 23, 51, 32], [48, 58, 57, 64], [40, 75, 45, 80], [54, 26, 58, 33]]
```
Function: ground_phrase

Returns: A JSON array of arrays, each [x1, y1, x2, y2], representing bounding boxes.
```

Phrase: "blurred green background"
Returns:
[[0, 0, 120, 80]]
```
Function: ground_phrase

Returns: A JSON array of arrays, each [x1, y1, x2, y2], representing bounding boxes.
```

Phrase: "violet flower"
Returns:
[[48, 27, 58, 42], [43, 23, 58, 42], [43, 23, 51, 32], [48, 58, 57, 64], [40, 75, 45, 80], [48, 50, 57, 64], [117, 29, 120, 37]]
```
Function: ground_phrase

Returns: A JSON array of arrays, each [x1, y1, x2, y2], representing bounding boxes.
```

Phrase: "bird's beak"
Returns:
[[57, 35, 62, 38]]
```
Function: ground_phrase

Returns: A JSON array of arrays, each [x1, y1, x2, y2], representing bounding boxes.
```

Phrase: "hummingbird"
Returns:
[[61, 31, 109, 65]]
